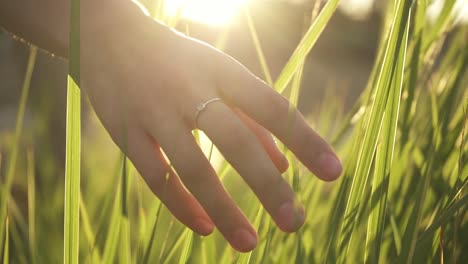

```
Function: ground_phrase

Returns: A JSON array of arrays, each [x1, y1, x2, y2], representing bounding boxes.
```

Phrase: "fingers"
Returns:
[[150, 121, 258, 252], [197, 103, 305, 233], [218, 59, 342, 181], [124, 128, 214, 236], [233, 108, 289, 173]]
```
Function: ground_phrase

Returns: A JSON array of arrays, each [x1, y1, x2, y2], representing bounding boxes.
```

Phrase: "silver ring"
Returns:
[[194, 98, 222, 128]]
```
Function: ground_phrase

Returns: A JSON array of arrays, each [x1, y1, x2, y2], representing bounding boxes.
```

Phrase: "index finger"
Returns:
[[217, 58, 342, 181]]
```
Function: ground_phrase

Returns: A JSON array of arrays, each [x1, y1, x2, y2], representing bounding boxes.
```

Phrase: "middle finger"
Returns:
[[197, 101, 305, 233], [149, 118, 258, 252]]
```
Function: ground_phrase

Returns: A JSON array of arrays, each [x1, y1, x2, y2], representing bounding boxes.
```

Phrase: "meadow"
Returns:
[[0, 0, 467, 263]]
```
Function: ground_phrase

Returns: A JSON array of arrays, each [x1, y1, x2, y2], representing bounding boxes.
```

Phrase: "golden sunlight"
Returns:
[[164, 0, 249, 26]]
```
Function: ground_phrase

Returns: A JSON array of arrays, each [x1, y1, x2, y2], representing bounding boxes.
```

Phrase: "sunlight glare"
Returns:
[[164, 0, 249, 26], [427, 0, 468, 25], [339, 0, 374, 20]]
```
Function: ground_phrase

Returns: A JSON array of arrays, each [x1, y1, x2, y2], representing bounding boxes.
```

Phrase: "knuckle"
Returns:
[[131, 157, 169, 194], [267, 93, 289, 114], [222, 126, 255, 152], [144, 169, 170, 194], [173, 153, 213, 192], [182, 172, 213, 194], [256, 174, 284, 196]]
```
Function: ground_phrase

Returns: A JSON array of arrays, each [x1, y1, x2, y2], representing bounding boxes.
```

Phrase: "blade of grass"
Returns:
[[101, 156, 128, 264], [388, 203, 402, 255], [135, 176, 146, 262], [415, 173, 468, 247], [338, 0, 412, 261], [119, 157, 132, 264], [258, 219, 274, 264], [365, 12, 410, 263], [6, 212, 28, 264], [422, 0, 456, 51], [79, 193, 101, 264], [287, 66, 304, 195], [100, 192, 122, 264], [160, 227, 187, 263], [244, 7, 273, 85], [398, 116, 439, 263], [141, 200, 162, 263], [237, 207, 264, 264], [27, 147, 36, 264], [453, 106, 467, 262], [85, 158, 122, 262], [295, 230, 305, 264], [0, 46, 37, 254], [63, 0, 81, 262], [177, 230, 194, 264], [158, 216, 177, 261], [274, 0, 340, 93], [2, 216, 8, 264]]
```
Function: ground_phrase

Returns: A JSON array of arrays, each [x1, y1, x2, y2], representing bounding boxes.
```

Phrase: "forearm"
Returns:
[[0, 0, 152, 57]]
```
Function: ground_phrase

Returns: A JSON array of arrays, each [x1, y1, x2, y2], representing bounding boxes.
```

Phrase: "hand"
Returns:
[[81, 12, 342, 252]]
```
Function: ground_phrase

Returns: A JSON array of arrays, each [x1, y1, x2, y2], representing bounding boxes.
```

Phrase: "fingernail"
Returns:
[[279, 155, 289, 173], [277, 202, 305, 232], [231, 229, 257, 252], [194, 218, 214, 236], [317, 153, 342, 181]]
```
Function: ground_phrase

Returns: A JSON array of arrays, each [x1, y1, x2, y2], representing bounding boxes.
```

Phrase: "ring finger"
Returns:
[[197, 101, 305, 233], [147, 117, 258, 252]]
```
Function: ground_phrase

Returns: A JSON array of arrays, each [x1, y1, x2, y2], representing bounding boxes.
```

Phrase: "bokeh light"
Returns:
[[339, 0, 374, 20], [164, 0, 249, 26], [427, 0, 468, 24]]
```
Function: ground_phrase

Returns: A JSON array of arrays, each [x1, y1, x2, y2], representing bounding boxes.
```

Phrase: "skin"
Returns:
[[0, 0, 342, 252]]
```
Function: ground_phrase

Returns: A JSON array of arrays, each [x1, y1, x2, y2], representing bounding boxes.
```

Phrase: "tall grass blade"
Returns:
[[101, 194, 121, 263], [160, 228, 187, 263], [422, 0, 456, 51], [27, 148, 36, 263], [177, 230, 194, 264], [119, 157, 132, 264], [417, 194, 468, 247], [101, 156, 130, 264], [63, 0, 81, 262], [338, 0, 411, 261], [274, 0, 340, 93], [79, 193, 101, 264], [2, 216, 8, 264], [388, 204, 402, 255], [244, 7, 273, 85], [141, 201, 162, 263], [365, 12, 410, 263]]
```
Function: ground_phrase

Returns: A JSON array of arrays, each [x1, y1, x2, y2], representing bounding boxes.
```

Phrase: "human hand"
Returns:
[[81, 11, 342, 253]]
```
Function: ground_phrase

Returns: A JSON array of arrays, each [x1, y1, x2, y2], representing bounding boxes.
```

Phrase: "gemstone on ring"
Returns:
[[194, 98, 222, 128], [197, 103, 206, 112]]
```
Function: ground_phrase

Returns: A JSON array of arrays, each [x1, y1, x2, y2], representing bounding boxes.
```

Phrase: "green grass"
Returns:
[[0, 0, 467, 263], [63, 0, 81, 263]]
